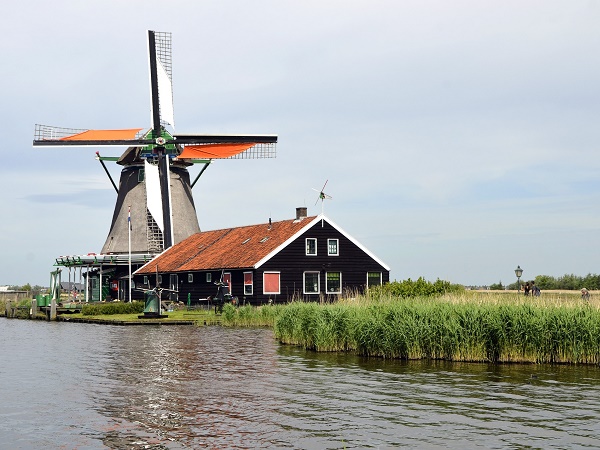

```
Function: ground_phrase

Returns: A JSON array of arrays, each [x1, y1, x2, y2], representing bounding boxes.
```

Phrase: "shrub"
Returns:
[[81, 301, 144, 316]]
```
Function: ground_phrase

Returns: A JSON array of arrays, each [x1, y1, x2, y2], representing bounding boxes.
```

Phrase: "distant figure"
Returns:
[[531, 281, 541, 297], [523, 282, 531, 296], [581, 288, 590, 301]]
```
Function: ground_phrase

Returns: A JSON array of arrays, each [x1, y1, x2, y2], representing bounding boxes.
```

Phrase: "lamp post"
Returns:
[[514, 265, 523, 293]]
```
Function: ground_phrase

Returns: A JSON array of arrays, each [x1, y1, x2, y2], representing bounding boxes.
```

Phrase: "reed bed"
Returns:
[[273, 293, 600, 364]]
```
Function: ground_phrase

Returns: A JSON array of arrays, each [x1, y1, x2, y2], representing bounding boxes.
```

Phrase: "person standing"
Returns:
[[523, 282, 531, 296]]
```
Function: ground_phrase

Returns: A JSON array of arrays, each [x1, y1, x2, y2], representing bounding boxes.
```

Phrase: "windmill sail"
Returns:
[[33, 30, 277, 255], [150, 31, 175, 128], [144, 160, 164, 232]]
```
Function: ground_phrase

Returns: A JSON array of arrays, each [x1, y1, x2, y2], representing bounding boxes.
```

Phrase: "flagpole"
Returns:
[[128, 205, 132, 303]]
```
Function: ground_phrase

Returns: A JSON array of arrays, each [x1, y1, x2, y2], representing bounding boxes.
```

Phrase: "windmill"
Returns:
[[33, 30, 277, 255], [313, 180, 332, 217]]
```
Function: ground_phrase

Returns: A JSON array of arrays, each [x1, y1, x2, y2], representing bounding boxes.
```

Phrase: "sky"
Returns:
[[1, 0, 600, 287]]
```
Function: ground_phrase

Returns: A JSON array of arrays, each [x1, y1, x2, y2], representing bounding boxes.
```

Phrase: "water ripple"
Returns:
[[2, 321, 600, 448]]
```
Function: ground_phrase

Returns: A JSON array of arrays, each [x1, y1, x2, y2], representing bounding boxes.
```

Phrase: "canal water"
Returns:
[[1, 320, 600, 449]]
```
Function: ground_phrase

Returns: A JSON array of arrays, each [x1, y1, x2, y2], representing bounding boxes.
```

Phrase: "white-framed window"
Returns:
[[188, 273, 193, 283], [223, 273, 232, 295], [304, 271, 320, 294], [326, 272, 341, 293], [367, 272, 382, 288], [244, 272, 253, 295], [263, 272, 280, 294], [327, 239, 339, 256], [206, 272, 212, 283], [306, 238, 317, 256], [143, 276, 148, 285]]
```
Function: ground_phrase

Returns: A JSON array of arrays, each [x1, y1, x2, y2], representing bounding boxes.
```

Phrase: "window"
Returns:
[[244, 272, 253, 295], [158, 275, 162, 283], [367, 272, 382, 288], [143, 276, 148, 285], [306, 238, 317, 255], [263, 272, 280, 294], [206, 273, 212, 283], [304, 271, 320, 294], [326, 272, 341, 293], [188, 273, 193, 283], [327, 239, 339, 256], [223, 273, 232, 295]]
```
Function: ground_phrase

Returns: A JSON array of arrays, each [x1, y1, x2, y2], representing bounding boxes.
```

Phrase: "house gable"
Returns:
[[254, 215, 390, 271]]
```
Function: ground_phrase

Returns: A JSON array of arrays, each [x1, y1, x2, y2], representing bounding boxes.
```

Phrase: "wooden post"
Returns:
[[50, 298, 57, 321], [31, 298, 38, 318]]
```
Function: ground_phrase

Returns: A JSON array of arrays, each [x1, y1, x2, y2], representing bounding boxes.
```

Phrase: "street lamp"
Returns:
[[514, 265, 523, 293]]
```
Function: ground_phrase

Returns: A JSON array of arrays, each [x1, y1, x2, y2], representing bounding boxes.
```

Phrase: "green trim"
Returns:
[[96, 156, 120, 161]]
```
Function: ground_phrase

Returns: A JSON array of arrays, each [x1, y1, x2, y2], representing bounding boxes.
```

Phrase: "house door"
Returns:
[[169, 274, 178, 301]]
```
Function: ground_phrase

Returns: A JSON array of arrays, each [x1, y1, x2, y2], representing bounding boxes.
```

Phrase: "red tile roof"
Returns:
[[136, 216, 317, 274]]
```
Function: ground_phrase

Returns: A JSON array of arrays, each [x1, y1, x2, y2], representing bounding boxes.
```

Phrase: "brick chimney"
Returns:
[[296, 207, 307, 220]]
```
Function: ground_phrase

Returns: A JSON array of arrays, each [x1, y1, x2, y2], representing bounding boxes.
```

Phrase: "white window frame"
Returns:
[[143, 276, 148, 285], [327, 239, 339, 256], [367, 272, 382, 288], [188, 273, 193, 283], [223, 272, 232, 295], [305, 238, 317, 256], [326, 271, 342, 294], [263, 272, 281, 295], [206, 272, 212, 283], [303, 271, 320, 294], [244, 271, 253, 296]]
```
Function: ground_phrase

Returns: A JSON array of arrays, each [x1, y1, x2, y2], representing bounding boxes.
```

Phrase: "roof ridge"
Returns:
[[204, 215, 318, 233]]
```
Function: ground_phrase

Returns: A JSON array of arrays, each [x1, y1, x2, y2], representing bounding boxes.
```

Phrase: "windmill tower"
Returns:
[[33, 31, 277, 255]]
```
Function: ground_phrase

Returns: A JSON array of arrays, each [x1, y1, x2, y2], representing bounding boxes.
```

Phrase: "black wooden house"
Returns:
[[134, 207, 390, 305]]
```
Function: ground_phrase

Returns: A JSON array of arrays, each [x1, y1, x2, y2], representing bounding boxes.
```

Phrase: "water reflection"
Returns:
[[2, 321, 600, 449]]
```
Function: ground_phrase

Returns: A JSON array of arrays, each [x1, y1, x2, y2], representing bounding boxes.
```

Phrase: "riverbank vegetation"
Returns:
[[219, 288, 600, 364], [5, 276, 599, 364]]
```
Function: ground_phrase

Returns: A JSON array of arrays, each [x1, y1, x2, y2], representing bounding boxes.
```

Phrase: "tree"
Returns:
[[489, 281, 504, 290]]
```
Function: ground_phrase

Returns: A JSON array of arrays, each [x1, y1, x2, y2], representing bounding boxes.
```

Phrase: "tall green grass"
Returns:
[[273, 296, 600, 364]]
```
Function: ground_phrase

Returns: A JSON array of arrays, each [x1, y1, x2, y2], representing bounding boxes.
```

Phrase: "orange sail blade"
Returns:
[[60, 129, 144, 141], [177, 143, 257, 159]]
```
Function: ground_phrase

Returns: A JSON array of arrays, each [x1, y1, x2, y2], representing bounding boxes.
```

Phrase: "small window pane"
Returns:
[[328, 239, 338, 256], [304, 272, 320, 294], [188, 273, 193, 283], [206, 273, 212, 283], [367, 272, 382, 287], [306, 238, 317, 255], [327, 272, 341, 293], [244, 272, 253, 296]]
